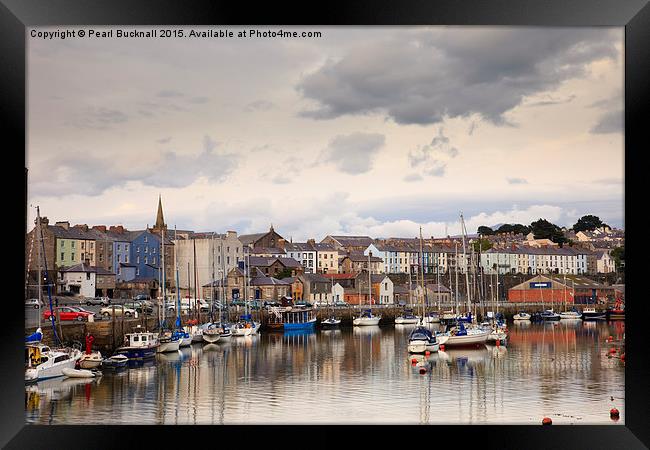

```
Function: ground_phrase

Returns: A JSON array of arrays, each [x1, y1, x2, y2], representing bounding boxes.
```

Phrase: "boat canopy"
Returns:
[[240, 314, 252, 321], [409, 327, 434, 341]]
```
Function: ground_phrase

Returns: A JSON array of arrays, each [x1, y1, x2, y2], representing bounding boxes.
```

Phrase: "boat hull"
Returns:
[[439, 331, 489, 347], [320, 319, 341, 328], [62, 368, 96, 378], [25, 357, 78, 382], [179, 336, 193, 347], [202, 332, 221, 343], [582, 312, 606, 320], [353, 317, 381, 326], [423, 316, 440, 324], [79, 352, 102, 369], [157, 340, 181, 353], [513, 314, 531, 321], [115, 345, 158, 360], [232, 327, 252, 336], [408, 340, 439, 353], [395, 317, 420, 324], [607, 310, 625, 320], [560, 312, 582, 320], [284, 319, 317, 331]]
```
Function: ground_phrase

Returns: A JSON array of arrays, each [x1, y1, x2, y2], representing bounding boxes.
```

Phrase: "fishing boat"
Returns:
[[407, 326, 440, 353], [79, 351, 103, 369], [437, 322, 489, 347], [540, 309, 561, 321], [102, 354, 129, 368], [202, 323, 222, 343], [581, 306, 606, 320], [606, 300, 625, 320], [25, 343, 82, 383], [115, 329, 159, 359], [513, 312, 531, 321], [395, 309, 421, 324], [267, 306, 318, 331], [62, 367, 98, 378]]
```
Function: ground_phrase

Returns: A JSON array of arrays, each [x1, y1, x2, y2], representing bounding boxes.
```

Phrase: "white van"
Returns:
[[166, 297, 209, 313]]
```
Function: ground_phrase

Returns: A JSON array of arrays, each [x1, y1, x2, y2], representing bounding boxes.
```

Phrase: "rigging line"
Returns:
[[37, 211, 61, 346]]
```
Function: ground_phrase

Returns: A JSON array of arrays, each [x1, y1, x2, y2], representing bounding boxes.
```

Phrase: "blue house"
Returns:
[[127, 229, 162, 280]]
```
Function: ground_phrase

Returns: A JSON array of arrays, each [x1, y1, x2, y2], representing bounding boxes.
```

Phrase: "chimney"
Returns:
[[84, 258, 90, 266], [306, 238, 315, 246], [35, 216, 49, 226], [55, 221, 70, 230], [74, 224, 89, 231], [227, 230, 237, 239], [93, 225, 107, 232]]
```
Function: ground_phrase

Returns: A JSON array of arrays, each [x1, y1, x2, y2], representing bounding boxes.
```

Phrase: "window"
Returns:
[[153, 247, 156, 254], [71, 253, 75, 260], [137, 246, 140, 253], [71, 241, 75, 247], [136, 268, 140, 275], [81, 242, 85, 249], [142, 335, 147, 341], [125, 256, 128, 263], [144, 236, 148, 243], [136, 256, 140, 264], [145, 247, 148, 253], [144, 256, 148, 264], [227, 256, 230, 264], [153, 257, 157, 265], [61, 241, 65, 247], [86, 272, 91, 280], [61, 253, 64, 260], [227, 246, 230, 252]]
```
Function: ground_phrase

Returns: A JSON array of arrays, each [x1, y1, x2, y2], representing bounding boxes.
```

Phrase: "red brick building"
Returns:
[[508, 274, 617, 304]]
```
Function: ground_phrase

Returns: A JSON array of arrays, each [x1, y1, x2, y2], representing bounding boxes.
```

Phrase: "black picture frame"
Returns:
[[2, 0, 648, 448]]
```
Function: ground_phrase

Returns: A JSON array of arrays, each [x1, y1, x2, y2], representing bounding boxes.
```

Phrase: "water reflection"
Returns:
[[26, 321, 624, 425]]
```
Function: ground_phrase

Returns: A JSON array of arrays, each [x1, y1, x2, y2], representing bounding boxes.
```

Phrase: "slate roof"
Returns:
[[61, 263, 115, 275]]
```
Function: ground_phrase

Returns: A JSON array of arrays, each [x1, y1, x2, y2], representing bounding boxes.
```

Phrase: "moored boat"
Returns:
[[115, 329, 159, 359], [540, 309, 561, 321], [560, 310, 582, 320], [513, 312, 531, 321], [395, 309, 421, 325], [437, 322, 489, 347], [606, 300, 625, 320], [423, 312, 440, 323], [581, 306, 606, 320], [79, 351, 103, 369], [320, 317, 341, 328], [102, 354, 129, 368], [202, 323, 222, 343], [25, 343, 82, 383], [157, 333, 181, 353], [353, 309, 381, 326], [267, 307, 317, 331], [407, 326, 440, 353], [62, 367, 98, 378]]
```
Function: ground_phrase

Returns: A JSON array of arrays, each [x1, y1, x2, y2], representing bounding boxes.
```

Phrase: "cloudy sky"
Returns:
[[27, 26, 623, 241]]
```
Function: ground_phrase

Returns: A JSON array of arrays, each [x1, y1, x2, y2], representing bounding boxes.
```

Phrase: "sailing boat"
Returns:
[[202, 233, 223, 343], [320, 276, 341, 327], [232, 249, 261, 335], [397, 228, 424, 325], [352, 254, 381, 326], [25, 207, 82, 383], [560, 273, 581, 319], [437, 214, 489, 347], [424, 241, 441, 324], [440, 241, 459, 325], [537, 275, 560, 321], [157, 227, 181, 353], [171, 227, 193, 347], [485, 257, 508, 344]]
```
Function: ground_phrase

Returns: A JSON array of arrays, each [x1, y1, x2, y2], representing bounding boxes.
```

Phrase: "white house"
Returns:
[[332, 282, 345, 304], [371, 274, 394, 304], [60, 262, 105, 297], [596, 250, 616, 273]]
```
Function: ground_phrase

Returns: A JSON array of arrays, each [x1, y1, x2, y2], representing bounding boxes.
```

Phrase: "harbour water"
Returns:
[[25, 320, 624, 425]]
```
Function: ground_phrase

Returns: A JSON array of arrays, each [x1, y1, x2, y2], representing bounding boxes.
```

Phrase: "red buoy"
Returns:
[[439, 344, 445, 351], [419, 367, 427, 374], [608, 335, 613, 342], [608, 347, 617, 354], [495, 339, 500, 347], [620, 353, 625, 362], [411, 358, 418, 364], [610, 408, 620, 420], [425, 351, 431, 356], [542, 417, 552, 425]]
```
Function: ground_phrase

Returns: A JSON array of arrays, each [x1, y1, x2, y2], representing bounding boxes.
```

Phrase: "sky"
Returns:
[[27, 26, 624, 241]]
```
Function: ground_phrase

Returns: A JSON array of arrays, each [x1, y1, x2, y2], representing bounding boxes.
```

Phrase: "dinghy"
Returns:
[[62, 368, 97, 378], [102, 354, 129, 368], [407, 326, 440, 353]]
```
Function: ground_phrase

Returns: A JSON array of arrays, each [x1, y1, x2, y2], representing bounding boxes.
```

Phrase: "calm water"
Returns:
[[25, 320, 625, 425]]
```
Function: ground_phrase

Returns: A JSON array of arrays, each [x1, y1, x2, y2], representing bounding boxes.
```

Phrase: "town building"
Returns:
[[340, 253, 383, 274], [285, 239, 339, 274], [320, 235, 374, 253], [239, 225, 286, 250], [59, 261, 116, 298], [507, 274, 617, 304]]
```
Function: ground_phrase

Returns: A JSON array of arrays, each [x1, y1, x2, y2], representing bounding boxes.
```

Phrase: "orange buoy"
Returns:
[[542, 417, 552, 425], [608, 335, 613, 342], [610, 408, 620, 420], [419, 367, 426, 374]]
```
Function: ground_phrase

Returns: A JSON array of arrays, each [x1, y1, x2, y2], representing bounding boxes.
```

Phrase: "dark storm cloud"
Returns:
[[318, 132, 385, 174], [297, 29, 618, 125], [590, 110, 623, 134], [30, 135, 239, 197]]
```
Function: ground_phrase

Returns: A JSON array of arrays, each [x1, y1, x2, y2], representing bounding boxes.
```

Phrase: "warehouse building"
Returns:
[[507, 274, 617, 304]]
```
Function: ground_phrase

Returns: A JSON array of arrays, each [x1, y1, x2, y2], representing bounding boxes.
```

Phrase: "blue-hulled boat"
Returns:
[[115, 329, 159, 359], [266, 306, 317, 331]]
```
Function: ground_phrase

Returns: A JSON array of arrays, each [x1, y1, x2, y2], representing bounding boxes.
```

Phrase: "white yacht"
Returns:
[[25, 343, 82, 383]]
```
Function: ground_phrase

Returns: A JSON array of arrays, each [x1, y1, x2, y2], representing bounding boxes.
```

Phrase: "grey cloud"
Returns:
[[319, 132, 385, 174], [156, 137, 172, 144], [30, 135, 239, 197], [157, 90, 184, 98], [244, 100, 275, 112], [525, 94, 576, 107], [590, 110, 623, 134], [188, 96, 210, 104], [66, 107, 128, 130], [297, 29, 618, 125], [403, 173, 422, 182], [507, 177, 528, 184], [408, 128, 458, 178]]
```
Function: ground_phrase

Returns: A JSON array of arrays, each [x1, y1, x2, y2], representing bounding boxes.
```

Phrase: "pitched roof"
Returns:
[[239, 232, 268, 246], [61, 263, 114, 275]]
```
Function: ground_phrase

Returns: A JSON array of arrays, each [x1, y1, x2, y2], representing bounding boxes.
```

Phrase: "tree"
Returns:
[[477, 226, 494, 236], [573, 215, 609, 233], [530, 218, 568, 246], [473, 238, 493, 252], [496, 223, 531, 235], [275, 268, 294, 279], [611, 246, 625, 269]]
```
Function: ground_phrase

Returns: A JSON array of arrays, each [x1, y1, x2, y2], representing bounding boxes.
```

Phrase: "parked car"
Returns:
[[99, 305, 136, 319], [25, 298, 44, 309], [43, 306, 94, 322], [134, 294, 150, 301], [334, 301, 349, 307], [122, 301, 153, 315], [82, 296, 111, 306]]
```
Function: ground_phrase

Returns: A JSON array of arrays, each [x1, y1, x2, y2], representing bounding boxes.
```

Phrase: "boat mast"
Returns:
[[455, 241, 459, 314], [367, 252, 372, 307], [220, 238, 225, 323], [175, 226, 181, 330], [161, 227, 166, 330], [460, 213, 471, 317], [211, 232, 215, 323], [495, 253, 499, 318], [419, 227, 425, 320], [193, 238, 198, 322], [36, 207, 42, 329]]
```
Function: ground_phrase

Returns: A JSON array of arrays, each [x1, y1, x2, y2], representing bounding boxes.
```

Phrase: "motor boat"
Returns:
[[115, 329, 159, 359], [102, 354, 129, 368], [513, 312, 531, 321], [407, 326, 440, 353], [25, 343, 82, 383], [79, 351, 103, 369], [353, 309, 381, 326], [157, 332, 181, 353], [582, 306, 606, 320], [320, 317, 342, 328], [540, 309, 561, 321], [559, 310, 582, 320]]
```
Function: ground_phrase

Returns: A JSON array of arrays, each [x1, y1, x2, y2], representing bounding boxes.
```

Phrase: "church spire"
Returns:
[[154, 194, 166, 231]]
